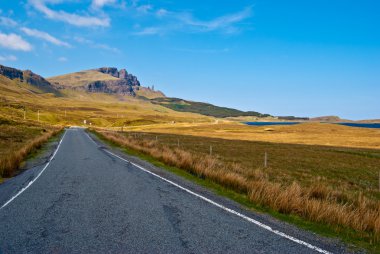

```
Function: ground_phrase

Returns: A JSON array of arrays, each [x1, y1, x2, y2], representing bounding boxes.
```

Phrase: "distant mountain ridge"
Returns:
[[151, 97, 270, 118], [48, 67, 164, 98], [310, 116, 352, 123]]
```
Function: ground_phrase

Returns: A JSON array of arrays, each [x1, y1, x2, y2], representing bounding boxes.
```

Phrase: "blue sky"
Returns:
[[0, 0, 379, 120]]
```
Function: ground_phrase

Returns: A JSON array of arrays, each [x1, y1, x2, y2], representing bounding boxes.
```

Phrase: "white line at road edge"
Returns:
[[100, 147, 332, 254], [0, 131, 67, 210]]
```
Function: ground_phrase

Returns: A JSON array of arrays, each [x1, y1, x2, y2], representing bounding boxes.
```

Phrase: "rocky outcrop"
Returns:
[[0, 64, 60, 95], [118, 69, 128, 79], [23, 70, 53, 89], [0, 65, 23, 80], [85, 67, 142, 96], [87, 80, 135, 96], [97, 67, 119, 78], [96, 67, 141, 87]]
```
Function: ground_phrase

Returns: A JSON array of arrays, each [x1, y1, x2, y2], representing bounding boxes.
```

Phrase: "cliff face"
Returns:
[[96, 67, 141, 87], [23, 70, 52, 88], [0, 65, 23, 80], [84, 67, 142, 96], [0, 64, 60, 95], [87, 80, 135, 95]]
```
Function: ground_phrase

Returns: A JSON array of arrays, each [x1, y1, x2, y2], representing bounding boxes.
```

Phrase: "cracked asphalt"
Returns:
[[0, 128, 354, 253]]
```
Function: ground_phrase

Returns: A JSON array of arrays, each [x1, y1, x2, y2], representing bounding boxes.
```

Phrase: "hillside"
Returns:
[[48, 67, 165, 98], [310, 116, 352, 123], [0, 64, 60, 96], [151, 97, 270, 118], [0, 67, 212, 128], [0, 64, 270, 123], [48, 67, 269, 118], [48, 70, 119, 88]]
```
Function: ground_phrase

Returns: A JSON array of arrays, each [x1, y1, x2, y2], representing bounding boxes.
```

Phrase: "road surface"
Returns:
[[0, 128, 350, 253]]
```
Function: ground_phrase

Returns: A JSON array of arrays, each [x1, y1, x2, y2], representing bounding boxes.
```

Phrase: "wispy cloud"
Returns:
[[91, 0, 117, 9], [0, 55, 18, 62], [133, 26, 164, 36], [21, 27, 71, 47], [0, 16, 18, 27], [0, 32, 32, 51], [58, 56, 68, 62], [74, 36, 120, 53], [155, 8, 169, 18], [133, 5, 253, 36], [180, 6, 253, 33], [28, 0, 110, 27], [136, 4, 153, 14], [173, 48, 230, 54]]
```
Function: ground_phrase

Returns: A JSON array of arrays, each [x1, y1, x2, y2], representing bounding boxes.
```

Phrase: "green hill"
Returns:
[[151, 97, 270, 118]]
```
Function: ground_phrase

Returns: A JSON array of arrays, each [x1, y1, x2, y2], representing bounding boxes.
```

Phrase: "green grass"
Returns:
[[151, 97, 270, 118], [91, 130, 376, 253]]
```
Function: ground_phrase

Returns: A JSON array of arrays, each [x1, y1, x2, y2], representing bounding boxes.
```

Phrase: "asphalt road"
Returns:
[[0, 128, 351, 253]]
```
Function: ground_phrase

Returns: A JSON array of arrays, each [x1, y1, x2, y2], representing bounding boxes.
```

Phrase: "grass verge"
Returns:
[[92, 129, 379, 252], [0, 119, 63, 179]]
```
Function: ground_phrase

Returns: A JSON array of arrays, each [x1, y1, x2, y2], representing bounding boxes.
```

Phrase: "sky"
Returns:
[[0, 0, 379, 120]]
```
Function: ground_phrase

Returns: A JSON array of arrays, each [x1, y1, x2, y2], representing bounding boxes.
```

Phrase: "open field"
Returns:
[[0, 118, 62, 180], [124, 121, 380, 149], [119, 131, 380, 199], [94, 129, 380, 249]]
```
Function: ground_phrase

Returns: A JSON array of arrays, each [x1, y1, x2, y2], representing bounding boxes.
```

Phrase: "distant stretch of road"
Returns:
[[0, 128, 348, 253]]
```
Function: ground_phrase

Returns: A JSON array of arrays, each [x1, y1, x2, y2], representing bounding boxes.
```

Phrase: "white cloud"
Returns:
[[134, 6, 253, 36], [0, 33, 32, 51], [21, 27, 71, 47], [156, 8, 168, 18], [91, 0, 117, 9], [58, 56, 67, 62], [28, 0, 110, 27], [180, 6, 253, 32], [0, 16, 17, 27], [74, 36, 120, 53], [0, 55, 18, 62], [134, 27, 163, 36], [136, 4, 152, 13]]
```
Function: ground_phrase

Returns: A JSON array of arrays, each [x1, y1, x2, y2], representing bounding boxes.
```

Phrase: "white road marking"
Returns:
[[96, 141, 332, 254], [0, 131, 67, 210], [85, 132, 99, 147]]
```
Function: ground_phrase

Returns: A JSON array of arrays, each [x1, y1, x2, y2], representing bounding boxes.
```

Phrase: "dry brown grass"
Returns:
[[126, 122, 380, 150], [96, 129, 380, 243], [0, 127, 62, 178]]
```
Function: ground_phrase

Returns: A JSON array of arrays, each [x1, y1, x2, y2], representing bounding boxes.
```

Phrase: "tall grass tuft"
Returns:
[[96, 130, 380, 242], [0, 128, 62, 178]]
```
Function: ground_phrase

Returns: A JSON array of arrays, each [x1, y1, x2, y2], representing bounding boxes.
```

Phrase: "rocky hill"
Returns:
[[0, 64, 60, 95], [48, 67, 164, 98], [96, 67, 141, 87], [0, 64, 269, 119]]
